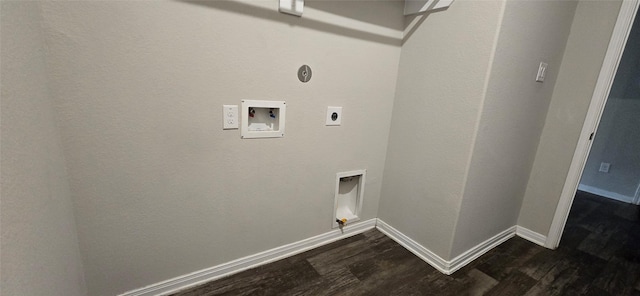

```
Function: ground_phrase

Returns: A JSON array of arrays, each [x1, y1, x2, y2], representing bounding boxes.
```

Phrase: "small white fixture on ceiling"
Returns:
[[279, 0, 303, 17], [278, 0, 453, 17], [404, 0, 454, 16]]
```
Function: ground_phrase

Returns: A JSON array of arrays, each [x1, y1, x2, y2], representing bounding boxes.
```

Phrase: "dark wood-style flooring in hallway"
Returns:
[[171, 191, 640, 295]]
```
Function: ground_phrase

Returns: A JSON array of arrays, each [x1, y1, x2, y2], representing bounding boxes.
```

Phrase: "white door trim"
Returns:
[[545, 0, 640, 249], [633, 181, 640, 205]]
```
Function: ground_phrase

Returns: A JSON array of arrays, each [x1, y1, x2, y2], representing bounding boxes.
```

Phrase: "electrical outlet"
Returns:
[[223, 105, 238, 129], [599, 162, 610, 173], [326, 106, 342, 126]]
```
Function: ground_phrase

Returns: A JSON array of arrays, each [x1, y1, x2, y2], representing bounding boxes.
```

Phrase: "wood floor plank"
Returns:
[[584, 286, 613, 296], [293, 233, 367, 261], [593, 257, 640, 295], [341, 239, 436, 295], [389, 269, 471, 296], [578, 231, 615, 260], [523, 251, 605, 296], [465, 268, 499, 295], [172, 258, 320, 296], [614, 203, 640, 222], [556, 225, 590, 251], [306, 236, 378, 275], [475, 237, 544, 281], [485, 270, 537, 296], [566, 198, 599, 224], [280, 267, 360, 296], [346, 243, 419, 282], [518, 248, 564, 280]]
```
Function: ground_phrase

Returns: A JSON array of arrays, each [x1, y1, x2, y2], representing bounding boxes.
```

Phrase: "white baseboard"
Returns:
[[121, 219, 550, 295], [375, 219, 515, 275], [448, 226, 516, 274], [375, 219, 450, 274], [578, 184, 636, 204], [515, 226, 547, 247], [119, 219, 377, 296]]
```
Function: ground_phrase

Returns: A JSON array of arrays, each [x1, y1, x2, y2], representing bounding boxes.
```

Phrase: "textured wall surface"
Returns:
[[37, 1, 403, 294], [379, 0, 504, 259], [580, 15, 640, 200], [0, 2, 87, 295], [518, 0, 623, 235], [451, 0, 578, 257]]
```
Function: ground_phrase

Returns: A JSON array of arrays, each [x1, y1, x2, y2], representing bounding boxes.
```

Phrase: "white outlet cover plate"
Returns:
[[223, 105, 238, 129], [326, 106, 342, 126]]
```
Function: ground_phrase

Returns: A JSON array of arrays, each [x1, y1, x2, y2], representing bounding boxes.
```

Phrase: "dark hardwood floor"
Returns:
[[172, 191, 640, 295]]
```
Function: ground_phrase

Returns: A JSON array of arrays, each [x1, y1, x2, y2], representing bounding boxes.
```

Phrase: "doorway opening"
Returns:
[[547, 1, 640, 249]]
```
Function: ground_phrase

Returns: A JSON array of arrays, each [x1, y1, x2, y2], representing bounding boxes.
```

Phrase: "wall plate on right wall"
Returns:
[[536, 62, 548, 82], [326, 106, 342, 126]]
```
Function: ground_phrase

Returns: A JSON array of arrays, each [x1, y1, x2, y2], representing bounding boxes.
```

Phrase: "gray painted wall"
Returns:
[[518, 0, 623, 235], [2, 0, 627, 294], [380, 0, 505, 259], [580, 14, 640, 201], [0, 2, 87, 295], [381, 0, 582, 260], [451, 0, 578, 258], [36, 1, 403, 294]]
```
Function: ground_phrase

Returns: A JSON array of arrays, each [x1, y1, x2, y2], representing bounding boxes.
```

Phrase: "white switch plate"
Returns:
[[326, 106, 342, 126], [223, 105, 238, 129], [599, 162, 610, 173], [536, 62, 548, 82]]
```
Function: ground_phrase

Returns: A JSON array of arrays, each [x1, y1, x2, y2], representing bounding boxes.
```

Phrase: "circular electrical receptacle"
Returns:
[[298, 65, 312, 83], [326, 106, 342, 126]]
